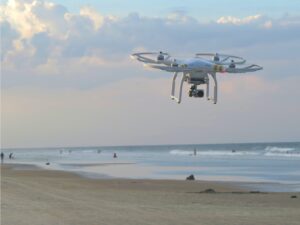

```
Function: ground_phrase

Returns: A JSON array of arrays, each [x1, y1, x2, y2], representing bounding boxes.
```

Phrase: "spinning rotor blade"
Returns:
[[195, 53, 217, 57], [218, 55, 246, 65], [225, 64, 263, 73], [131, 52, 172, 65], [131, 52, 159, 64], [195, 53, 246, 65], [133, 52, 169, 56]]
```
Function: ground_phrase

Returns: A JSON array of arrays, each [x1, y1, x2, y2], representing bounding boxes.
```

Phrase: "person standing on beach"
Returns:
[[1, 152, 4, 164], [194, 148, 197, 156]]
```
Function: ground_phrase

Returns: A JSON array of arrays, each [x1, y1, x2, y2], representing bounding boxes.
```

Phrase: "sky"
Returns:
[[1, 0, 300, 148], [50, 0, 300, 19]]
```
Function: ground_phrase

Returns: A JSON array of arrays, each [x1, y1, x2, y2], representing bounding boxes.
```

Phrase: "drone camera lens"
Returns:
[[197, 90, 204, 98]]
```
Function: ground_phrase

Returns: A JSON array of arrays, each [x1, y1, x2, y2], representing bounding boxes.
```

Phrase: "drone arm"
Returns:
[[145, 64, 189, 72]]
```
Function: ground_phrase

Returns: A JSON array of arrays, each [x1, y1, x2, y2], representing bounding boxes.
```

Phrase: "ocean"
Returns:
[[2, 142, 300, 192]]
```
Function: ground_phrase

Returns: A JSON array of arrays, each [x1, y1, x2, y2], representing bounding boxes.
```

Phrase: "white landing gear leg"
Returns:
[[171, 72, 178, 100], [206, 73, 218, 104], [211, 73, 217, 104], [170, 72, 185, 104], [206, 77, 210, 100]]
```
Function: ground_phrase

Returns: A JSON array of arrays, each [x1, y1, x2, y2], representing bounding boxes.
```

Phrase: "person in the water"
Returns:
[[1, 152, 4, 164]]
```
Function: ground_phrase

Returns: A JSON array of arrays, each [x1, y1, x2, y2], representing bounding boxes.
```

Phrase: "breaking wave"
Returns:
[[264, 152, 300, 157], [169, 150, 193, 155], [265, 146, 295, 152], [264, 146, 299, 157], [169, 149, 259, 156], [170, 146, 300, 157]]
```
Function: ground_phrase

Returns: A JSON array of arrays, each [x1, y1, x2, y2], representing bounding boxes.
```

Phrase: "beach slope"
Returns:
[[1, 165, 300, 225]]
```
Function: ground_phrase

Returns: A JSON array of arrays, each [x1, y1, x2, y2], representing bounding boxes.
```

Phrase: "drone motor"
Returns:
[[213, 53, 220, 62], [157, 51, 164, 61]]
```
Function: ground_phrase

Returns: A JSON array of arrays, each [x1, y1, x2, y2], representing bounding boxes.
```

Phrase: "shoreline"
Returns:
[[3, 163, 300, 194], [1, 163, 252, 189], [3, 162, 300, 192]]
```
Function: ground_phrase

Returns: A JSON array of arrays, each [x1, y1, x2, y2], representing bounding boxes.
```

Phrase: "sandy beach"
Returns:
[[1, 164, 300, 225]]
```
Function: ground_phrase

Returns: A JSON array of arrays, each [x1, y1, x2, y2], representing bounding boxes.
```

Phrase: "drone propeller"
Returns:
[[131, 52, 171, 64], [195, 53, 246, 65], [225, 64, 263, 73]]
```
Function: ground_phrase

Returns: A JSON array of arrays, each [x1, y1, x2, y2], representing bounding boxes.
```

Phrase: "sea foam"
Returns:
[[265, 146, 295, 152]]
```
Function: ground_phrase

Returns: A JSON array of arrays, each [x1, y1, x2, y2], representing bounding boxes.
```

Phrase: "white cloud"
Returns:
[[1, 0, 299, 90], [217, 14, 261, 25], [1, 0, 46, 38], [2, 0, 300, 73], [264, 20, 272, 29], [80, 6, 104, 30]]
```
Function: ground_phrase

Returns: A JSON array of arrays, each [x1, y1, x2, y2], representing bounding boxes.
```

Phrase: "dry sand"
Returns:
[[1, 164, 300, 225]]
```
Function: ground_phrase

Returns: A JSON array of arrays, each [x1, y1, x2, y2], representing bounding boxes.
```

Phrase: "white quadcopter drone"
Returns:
[[131, 52, 262, 104]]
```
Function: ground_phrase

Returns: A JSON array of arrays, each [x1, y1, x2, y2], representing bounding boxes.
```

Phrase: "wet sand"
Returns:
[[1, 164, 300, 225]]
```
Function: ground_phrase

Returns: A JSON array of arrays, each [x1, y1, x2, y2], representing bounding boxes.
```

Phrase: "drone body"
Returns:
[[131, 52, 262, 104]]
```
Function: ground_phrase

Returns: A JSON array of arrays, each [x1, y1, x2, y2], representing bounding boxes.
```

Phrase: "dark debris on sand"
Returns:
[[187, 189, 269, 194]]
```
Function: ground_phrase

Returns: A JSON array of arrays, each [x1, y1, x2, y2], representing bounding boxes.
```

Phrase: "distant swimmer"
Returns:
[[97, 150, 101, 154], [194, 148, 197, 156], [232, 149, 236, 153], [113, 153, 117, 158], [1, 152, 4, 164]]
